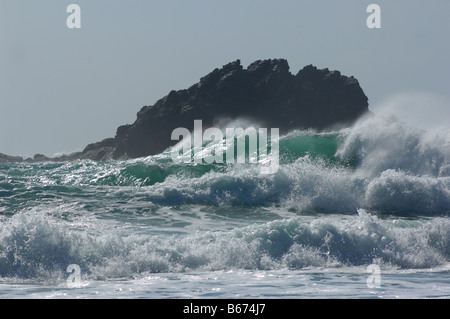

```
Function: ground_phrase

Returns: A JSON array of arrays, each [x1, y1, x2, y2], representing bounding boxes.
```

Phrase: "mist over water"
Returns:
[[371, 91, 450, 131]]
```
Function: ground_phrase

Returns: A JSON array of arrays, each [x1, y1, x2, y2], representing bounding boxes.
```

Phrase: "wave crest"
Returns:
[[1, 210, 449, 281]]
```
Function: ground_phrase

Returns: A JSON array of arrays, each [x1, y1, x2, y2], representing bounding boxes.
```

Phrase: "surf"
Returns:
[[1, 113, 449, 216], [1, 209, 449, 281]]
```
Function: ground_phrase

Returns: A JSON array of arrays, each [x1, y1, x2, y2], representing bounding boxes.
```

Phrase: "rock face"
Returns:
[[0, 153, 24, 164], [1, 59, 369, 162], [107, 59, 368, 160]]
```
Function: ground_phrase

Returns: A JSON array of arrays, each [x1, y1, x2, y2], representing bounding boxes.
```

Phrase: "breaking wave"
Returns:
[[0, 113, 449, 281], [0, 210, 449, 281]]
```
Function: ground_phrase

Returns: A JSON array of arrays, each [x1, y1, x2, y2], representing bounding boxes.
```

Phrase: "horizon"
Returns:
[[1, 0, 449, 157]]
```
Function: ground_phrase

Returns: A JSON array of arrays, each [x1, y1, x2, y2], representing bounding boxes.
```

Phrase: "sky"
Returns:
[[1, 0, 449, 157]]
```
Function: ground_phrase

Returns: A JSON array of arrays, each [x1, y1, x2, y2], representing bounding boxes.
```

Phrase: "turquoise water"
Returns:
[[0, 115, 449, 298]]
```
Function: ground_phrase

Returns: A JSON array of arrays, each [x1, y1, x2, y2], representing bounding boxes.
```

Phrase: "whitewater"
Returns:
[[0, 113, 449, 299]]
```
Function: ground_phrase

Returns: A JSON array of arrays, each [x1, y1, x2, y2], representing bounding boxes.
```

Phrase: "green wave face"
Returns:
[[0, 116, 449, 283], [279, 132, 341, 164], [1, 116, 449, 216]]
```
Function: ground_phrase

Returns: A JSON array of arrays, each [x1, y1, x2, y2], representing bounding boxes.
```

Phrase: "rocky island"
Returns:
[[1, 59, 369, 163]]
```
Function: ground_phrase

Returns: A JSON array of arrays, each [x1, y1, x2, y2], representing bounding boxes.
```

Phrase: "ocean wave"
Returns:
[[1, 210, 449, 281], [138, 115, 450, 214], [336, 114, 450, 177], [0, 114, 448, 216]]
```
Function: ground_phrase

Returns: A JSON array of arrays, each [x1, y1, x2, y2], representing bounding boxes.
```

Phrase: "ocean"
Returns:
[[0, 114, 449, 299]]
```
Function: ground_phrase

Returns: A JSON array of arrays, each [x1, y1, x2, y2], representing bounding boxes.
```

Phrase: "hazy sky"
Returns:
[[1, 0, 449, 157]]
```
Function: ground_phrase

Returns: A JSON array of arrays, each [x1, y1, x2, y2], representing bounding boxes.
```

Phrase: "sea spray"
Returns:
[[1, 115, 448, 215], [1, 210, 449, 282], [0, 113, 448, 288]]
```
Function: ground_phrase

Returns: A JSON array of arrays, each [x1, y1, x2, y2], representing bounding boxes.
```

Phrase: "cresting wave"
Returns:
[[0, 210, 449, 281], [146, 114, 450, 214], [0, 114, 449, 281], [1, 114, 449, 215]]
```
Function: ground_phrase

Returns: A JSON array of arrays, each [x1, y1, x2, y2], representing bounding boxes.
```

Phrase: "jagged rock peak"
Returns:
[[1, 59, 369, 162]]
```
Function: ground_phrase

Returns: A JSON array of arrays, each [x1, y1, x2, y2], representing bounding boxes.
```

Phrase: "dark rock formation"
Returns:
[[0, 153, 24, 164], [2, 59, 369, 162], [108, 59, 368, 160]]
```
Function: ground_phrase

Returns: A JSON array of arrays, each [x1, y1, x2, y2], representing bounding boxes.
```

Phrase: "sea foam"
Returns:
[[1, 209, 449, 281]]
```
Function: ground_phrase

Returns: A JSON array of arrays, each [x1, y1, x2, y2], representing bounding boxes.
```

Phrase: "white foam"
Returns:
[[1, 209, 449, 282]]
